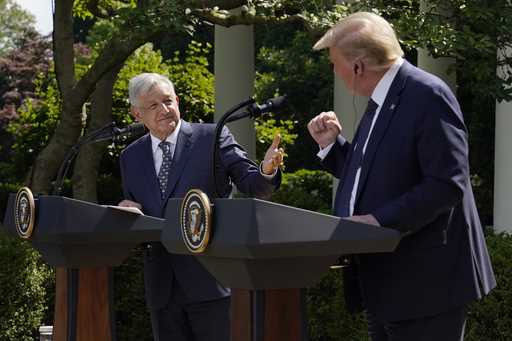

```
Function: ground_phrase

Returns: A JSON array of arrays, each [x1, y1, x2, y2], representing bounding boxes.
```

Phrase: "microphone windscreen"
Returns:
[[269, 95, 287, 110]]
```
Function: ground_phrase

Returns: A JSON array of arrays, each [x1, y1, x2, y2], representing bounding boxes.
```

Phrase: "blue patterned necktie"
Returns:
[[335, 99, 379, 217], [158, 141, 173, 198]]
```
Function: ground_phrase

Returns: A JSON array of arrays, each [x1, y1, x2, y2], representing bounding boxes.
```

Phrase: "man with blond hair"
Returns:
[[308, 12, 495, 341]]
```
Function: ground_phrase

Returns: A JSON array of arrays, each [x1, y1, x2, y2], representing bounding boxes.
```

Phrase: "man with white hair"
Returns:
[[308, 12, 495, 341], [119, 73, 283, 340]]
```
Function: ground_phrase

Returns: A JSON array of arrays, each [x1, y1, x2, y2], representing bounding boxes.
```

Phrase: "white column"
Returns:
[[331, 0, 367, 201], [494, 46, 512, 232], [418, 0, 457, 92], [334, 79, 367, 142], [214, 23, 255, 158], [417, 51, 457, 92], [332, 77, 368, 200]]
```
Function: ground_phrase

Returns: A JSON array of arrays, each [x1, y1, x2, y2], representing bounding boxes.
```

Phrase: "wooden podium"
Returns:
[[2, 194, 401, 341], [2, 194, 163, 341], [162, 198, 401, 341]]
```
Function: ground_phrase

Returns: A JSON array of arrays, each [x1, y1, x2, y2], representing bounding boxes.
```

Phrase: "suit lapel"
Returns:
[[139, 134, 162, 208], [354, 61, 411, 205], [163, 120, 194, 198]]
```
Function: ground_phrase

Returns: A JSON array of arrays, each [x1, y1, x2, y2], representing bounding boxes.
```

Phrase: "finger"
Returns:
[[315, 114, 327, 131], [324, 119, 342, 133], [271, 133, 281, 149], [321, 112, 337, 125], [309, 115, 323, 133]]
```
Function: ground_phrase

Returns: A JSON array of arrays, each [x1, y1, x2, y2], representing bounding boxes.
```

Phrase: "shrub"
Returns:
[[465, 230, 512, 341], [113, 247, 152, 341], [0, 232, 53, 340], [271, 169, 333, 214]]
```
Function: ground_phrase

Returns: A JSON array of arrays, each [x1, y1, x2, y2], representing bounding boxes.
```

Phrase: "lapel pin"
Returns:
[[390, 104, 396, 110]]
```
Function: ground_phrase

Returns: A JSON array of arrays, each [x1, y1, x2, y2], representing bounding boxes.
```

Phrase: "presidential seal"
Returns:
[[180, 189, 212, 253], [14, 187, 36, 239]]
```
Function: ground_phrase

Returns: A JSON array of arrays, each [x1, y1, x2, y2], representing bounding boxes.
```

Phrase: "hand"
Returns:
[[307, 111, 342, 148], [118, 199, 142, 210], [262, 133, 284, 175], [348, 214, 380, 226]]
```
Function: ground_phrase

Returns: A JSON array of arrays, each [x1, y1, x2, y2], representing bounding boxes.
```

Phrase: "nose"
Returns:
[[159, 102, 171, 114]]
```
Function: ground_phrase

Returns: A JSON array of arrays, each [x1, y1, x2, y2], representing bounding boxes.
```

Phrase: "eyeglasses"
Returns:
[[143, 98, 176, 114]]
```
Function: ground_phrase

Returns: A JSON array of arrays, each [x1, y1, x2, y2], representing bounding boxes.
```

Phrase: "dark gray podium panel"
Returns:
[[162, 198, 401, 289], [2, 194, 164, 267]]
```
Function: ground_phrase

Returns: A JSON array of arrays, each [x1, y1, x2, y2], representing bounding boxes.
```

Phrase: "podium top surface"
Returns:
[[163, 198, 401, 259], [3, 194, 164, 244]]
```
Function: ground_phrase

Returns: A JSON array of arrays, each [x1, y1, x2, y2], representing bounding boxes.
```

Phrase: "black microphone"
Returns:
[[92, 122, 146, 142], [225, 95, 287, 123], [113, 122, 146, 139], [53, 121, 146, 195], [249, 95, 287, 115]]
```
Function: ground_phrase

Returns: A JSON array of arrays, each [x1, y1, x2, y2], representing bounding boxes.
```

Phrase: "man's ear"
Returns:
[[130, 106, 142, 122], [354, 59, 364, 75]]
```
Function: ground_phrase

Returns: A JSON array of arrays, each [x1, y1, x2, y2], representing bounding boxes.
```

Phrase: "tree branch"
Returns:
[[53, 0, 75, 100], [188, 0, 246, 10], [86, 0, 115, 19], [192, 8, 324, 34]]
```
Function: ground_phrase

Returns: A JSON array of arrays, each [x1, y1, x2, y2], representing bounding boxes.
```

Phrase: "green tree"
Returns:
[[0, 0, 36, 55]]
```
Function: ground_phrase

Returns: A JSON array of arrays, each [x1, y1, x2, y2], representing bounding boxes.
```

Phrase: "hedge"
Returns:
[[0, 232, 53, 340]]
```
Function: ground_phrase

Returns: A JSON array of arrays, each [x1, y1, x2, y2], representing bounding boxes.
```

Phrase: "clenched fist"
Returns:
[[307, 111, 342, 148]]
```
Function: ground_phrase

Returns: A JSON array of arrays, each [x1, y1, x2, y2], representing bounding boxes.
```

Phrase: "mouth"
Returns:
[[158, 115, 173, 123]]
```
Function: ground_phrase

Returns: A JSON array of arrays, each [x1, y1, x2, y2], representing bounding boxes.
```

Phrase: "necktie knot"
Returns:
[[365, 99, 378, 120], [159, 141, 171, 154]]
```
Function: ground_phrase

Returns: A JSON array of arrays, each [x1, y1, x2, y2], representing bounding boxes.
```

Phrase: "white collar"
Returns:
[[371, 57, 404, 107], [150, 119, 182, 154]]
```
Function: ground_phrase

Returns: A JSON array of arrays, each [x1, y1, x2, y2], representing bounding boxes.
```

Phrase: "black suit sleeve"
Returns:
[[119, 152, 136, 202], [321, 135, 351, 178]]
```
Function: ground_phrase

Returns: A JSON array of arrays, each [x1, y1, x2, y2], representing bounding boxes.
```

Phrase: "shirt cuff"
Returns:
[[259, 162, 277, 179], [317, 142, 335, 160]]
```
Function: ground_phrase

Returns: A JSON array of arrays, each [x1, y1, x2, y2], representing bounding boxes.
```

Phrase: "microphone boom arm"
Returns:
[[52, 121, 143, 196], [211, 98, 256, 198]]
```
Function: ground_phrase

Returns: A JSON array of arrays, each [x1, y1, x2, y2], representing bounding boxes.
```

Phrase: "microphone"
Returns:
[[225, 95, 287, 123], [113, 122, 146, 139], [92, 122, 146, 142], [249, 95, 287, 115], [53, 121, 146, 195]]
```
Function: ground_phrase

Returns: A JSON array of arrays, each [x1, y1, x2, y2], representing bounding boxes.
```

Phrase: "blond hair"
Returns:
[[314, 12, 404, 70]]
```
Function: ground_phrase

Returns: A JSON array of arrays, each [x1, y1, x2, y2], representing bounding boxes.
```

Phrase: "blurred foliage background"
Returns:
[[0, 0, 511, 339]]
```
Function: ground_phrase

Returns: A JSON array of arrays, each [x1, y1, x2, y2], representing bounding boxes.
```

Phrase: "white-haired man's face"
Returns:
[[131, 83, 180, 140]]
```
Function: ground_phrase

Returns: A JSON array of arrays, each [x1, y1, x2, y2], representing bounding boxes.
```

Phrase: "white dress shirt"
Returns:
[[150, 119, 182, 175], [318, 57, 404, 216]]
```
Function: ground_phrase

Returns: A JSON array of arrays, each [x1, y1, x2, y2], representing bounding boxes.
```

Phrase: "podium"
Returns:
[[2, 194, 400, 341], [163, 198, 401, 341], [2, 194, 164, 341]]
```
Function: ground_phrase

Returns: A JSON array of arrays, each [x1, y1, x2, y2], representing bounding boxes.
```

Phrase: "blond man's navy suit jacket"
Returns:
[[323, 61, 496, 322]]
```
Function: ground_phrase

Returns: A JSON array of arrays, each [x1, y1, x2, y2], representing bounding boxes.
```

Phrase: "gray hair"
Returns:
[[314, 12, 404, 70], [128, 73, 176, 107]]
